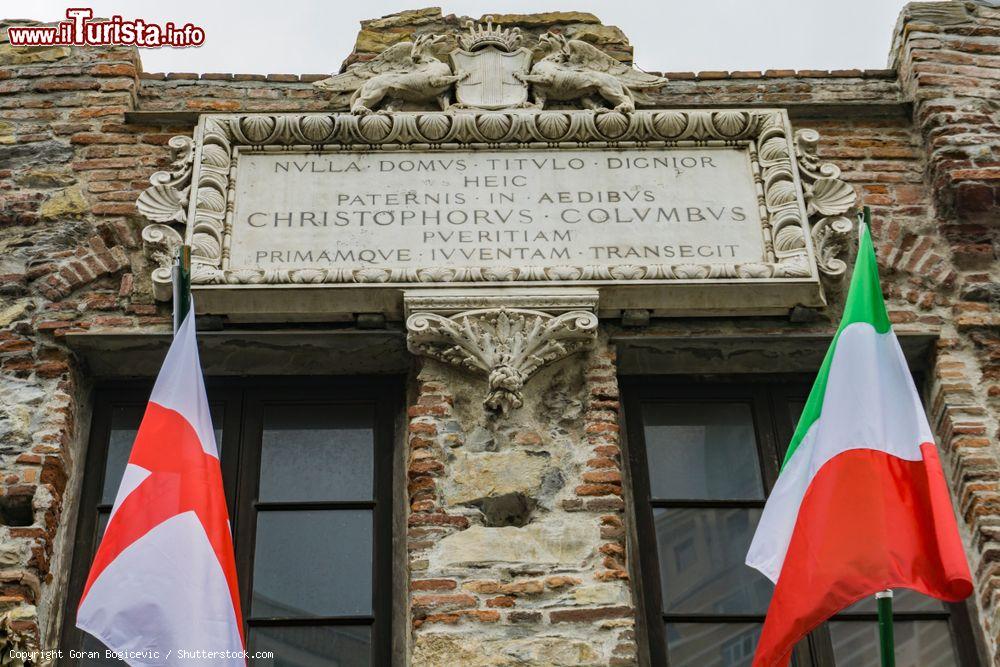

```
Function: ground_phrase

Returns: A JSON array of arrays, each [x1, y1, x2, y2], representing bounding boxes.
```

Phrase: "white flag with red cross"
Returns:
[[77, 309, 244, 666]]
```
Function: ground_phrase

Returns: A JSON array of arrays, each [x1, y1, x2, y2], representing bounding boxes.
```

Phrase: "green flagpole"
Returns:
[[171, 245, 192, 334], [860, 205, 895, 667], [877, 589, 895, 667]]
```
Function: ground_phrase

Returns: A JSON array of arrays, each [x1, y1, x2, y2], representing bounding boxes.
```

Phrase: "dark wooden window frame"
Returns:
[[60, 376, 401, 666], [621, 375, 984, 667]]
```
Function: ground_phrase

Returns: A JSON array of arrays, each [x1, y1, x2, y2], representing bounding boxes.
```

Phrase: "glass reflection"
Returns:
[[642, 402, 763, 500], [655, 508, 772, 615], [249, 625, 371, 667], [101, 406, 144, 504], [260, 404, 374, 503], [842, 587, 945, 613], [830, 620, 958, 667], [252, 510, 372, 618], [667, 623, 762, 667]]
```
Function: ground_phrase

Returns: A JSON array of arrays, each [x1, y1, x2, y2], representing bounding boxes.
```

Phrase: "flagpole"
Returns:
[[862, 204, 896, 667], [877, 589, 895, 667], [171, 245, 192, 334]]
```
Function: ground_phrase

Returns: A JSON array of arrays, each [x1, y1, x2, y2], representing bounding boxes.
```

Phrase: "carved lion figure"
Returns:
[[314, 35, 466, 115], [520, 33, 668, 113]]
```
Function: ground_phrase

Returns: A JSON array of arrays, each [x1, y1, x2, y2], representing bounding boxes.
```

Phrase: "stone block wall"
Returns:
[[405, 341, 634, 665], [0, 3, 997, 665]]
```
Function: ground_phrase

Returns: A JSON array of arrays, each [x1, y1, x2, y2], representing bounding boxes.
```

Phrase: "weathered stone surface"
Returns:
[[0, 302, 30, 329], [412, 635, 506, 667], [485, 12, 601, 26], [39, 187, 87, 220], [412, 633, 604, 667], [353, 27, 418, 54], [444, 451, 550, 505], [504, 637, 603, 665], [365, 7, 442, 29], [434, 515, 598, 566], [0, 44, 71, 66], [565, 24, 629, 45], [0, 141, 74, 170], [340, 7, 634, 70], [573, 583, 629, 606], [14, 169, 75, 189]]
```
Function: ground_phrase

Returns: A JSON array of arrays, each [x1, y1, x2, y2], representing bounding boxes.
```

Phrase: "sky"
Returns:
[[16, 0, 919, 74]]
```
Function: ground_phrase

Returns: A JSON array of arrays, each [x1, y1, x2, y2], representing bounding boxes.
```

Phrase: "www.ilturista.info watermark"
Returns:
[[7, 8, 205, 48]]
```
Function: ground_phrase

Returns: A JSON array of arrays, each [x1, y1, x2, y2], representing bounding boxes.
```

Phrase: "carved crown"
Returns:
[[460, 16, 522, 53]]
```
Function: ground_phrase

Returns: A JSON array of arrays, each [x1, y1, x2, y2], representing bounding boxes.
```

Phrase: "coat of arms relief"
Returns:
[[313, 17, 669, 114]]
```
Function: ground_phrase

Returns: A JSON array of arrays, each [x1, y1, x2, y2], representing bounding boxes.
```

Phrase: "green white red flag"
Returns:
[[745, 224, 973, 666]]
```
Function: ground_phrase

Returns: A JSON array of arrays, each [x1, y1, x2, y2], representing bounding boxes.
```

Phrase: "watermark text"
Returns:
[[8, 8, 205, 48]]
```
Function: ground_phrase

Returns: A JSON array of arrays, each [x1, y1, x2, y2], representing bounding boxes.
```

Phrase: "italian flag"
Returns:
[[746, 224, 973, 666]]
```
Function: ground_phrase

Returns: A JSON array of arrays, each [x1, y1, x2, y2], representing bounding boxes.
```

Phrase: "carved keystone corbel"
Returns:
[[404, 290, 599, 415]]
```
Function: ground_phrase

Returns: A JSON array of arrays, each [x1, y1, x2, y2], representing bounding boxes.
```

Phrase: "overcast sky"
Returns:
[[18, 0, 917, 74]]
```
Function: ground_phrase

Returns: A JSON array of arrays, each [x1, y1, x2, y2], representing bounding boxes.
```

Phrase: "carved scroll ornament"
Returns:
[[136, 135, 193, 301], [794, 128, 858, 279], [406, 307, 598, 414]]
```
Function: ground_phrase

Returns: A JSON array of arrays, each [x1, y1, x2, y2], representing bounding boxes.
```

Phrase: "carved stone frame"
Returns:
[[138, 109, 856, 316]]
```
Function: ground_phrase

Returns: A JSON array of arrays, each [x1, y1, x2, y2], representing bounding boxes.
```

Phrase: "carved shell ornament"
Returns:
[[406, 307, 599, 414], [136, 135, 194, 301], [794, 129, 859, 279]]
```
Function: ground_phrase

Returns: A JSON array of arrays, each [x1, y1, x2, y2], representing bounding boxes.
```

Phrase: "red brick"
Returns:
[[412, 579, 457, 591], [409, 422, 437, 436], [575, 483, 622, 497], [582, 470, 622, 484], [486, 596, 516, 608]]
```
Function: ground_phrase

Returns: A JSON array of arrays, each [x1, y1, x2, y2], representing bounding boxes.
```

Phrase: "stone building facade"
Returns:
[[0, 3, 997, 666]]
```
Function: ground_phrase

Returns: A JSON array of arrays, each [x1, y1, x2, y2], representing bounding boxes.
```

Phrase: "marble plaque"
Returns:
[[229, 147, 763, 274], [138, 110, 853, 318]]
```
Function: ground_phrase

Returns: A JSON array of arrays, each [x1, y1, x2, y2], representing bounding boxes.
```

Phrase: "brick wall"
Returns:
[[0, 3, 997, 664], [891, 3, 1000, 656]]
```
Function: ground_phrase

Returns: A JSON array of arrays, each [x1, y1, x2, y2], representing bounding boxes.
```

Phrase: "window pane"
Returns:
[[260, 404, 374, 502], [252, 510, 372, 618], [841, 587, 946, 613], [96, 511, 109, 541], [788, 400, 806, 428], [249, 625, 370, 667], [101, 403, 224, 504], [666, 623, 761, 667], [830, 620, 958, 667], [101, 406, 144, 504], [655, 508, 772, 614], [642, 402, 763, 500]]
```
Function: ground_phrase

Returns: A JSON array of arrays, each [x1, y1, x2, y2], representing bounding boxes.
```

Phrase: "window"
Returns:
[[62, 379, 400, 666], [623, 378, 982, 667]]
